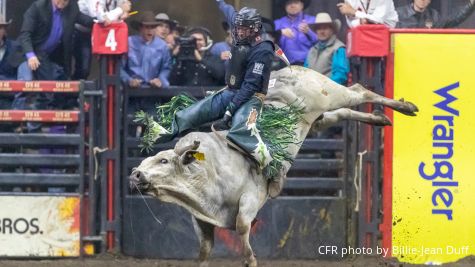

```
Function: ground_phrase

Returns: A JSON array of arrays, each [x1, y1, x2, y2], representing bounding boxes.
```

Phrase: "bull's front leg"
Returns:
[[193, 218, 215, 267], [237, 192, 259, 267]]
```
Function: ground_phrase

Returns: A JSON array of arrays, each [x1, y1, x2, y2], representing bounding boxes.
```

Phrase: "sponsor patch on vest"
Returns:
[[252, 62, 264, 75], [230, 75, 236, 85]]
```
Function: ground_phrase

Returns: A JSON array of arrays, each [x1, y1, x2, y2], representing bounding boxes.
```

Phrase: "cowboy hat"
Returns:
[[155, 13, 178, 29], [0, 15, 12, 26], [309, 13, 342, 32], [275, 0, 311, 10], [130, 11, 161, 30]]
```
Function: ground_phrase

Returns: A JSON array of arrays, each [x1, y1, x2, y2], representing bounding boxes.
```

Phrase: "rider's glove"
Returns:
[[213, 111, 232, 131]]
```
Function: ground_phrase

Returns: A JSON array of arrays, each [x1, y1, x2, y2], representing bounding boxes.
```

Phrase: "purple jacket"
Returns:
[[274, 13, 317, 64]]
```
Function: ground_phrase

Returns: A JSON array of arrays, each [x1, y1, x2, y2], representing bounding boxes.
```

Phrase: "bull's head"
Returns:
[[129, 140, 202, 197]]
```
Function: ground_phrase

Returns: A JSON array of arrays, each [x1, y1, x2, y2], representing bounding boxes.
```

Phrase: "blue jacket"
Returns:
[[121, 35, 172, 87]]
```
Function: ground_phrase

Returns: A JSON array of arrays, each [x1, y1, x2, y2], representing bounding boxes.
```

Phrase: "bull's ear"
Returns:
[[180, 150, 204, 165]]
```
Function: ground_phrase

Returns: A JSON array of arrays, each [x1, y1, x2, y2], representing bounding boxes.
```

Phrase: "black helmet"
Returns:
[[233, 7, 262, 44], [234, 7, 262, 30]]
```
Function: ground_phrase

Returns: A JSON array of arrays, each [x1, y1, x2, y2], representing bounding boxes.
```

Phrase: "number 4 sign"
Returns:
[[92, 22, 128, 55]]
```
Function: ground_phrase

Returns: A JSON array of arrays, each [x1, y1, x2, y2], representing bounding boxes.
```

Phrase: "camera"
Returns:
[[176, 36, 197, 61]]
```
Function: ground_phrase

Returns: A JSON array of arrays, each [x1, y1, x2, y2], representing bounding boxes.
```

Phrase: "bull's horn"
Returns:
[[174, 140, 200, 156]]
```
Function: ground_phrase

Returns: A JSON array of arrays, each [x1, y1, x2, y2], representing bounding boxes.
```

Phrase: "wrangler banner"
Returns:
[[0, 196, 80, 257], [383, 31, 475, 265]]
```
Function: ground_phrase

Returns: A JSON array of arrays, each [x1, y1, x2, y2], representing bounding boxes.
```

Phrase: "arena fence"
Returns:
[[0, 80, 101, 256]]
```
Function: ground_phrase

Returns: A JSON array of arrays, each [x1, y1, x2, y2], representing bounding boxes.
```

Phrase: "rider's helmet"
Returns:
[[233, 7, 263, 45]]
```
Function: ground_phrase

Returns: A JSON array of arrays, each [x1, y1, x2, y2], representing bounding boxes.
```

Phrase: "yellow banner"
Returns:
[[392, 33, 475, 264]]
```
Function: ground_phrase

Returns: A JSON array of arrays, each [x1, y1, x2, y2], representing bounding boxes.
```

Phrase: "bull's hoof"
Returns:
[[372, 110, 392, 126], [396, 99, 419, 116]]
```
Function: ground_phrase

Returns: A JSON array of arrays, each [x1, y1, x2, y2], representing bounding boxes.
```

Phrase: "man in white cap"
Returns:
[[304, 13, 349, 85], [155, 13, 177, 40]]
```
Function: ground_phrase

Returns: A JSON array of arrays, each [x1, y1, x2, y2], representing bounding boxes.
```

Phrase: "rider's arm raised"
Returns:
[[215, 0, 236, 29]]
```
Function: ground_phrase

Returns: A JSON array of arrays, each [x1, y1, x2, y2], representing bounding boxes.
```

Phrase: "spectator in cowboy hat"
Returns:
[[0, 16, 22, 80], [274, 0, 317, 65], [155, 13, 177, 40], [121, 11, 172, 89], [304, 13, 349, 85]]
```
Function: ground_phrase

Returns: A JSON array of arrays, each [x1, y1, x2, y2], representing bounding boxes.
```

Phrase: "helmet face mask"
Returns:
[[233, 7, 262, 45]]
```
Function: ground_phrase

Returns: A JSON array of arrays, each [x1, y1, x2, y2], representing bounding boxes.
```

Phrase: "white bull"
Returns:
[[129, 66, 417, 267]]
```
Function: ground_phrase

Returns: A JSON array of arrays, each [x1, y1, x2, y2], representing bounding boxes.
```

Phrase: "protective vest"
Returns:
[[225, 44, 251, 89]]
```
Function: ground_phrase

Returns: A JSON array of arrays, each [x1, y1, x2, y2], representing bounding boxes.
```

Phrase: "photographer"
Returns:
[[169, 27, 225, 86]]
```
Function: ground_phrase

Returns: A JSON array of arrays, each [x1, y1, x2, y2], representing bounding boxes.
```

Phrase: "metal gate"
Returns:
[[121, 86, 358, 259], [0, 80, 101, 256]]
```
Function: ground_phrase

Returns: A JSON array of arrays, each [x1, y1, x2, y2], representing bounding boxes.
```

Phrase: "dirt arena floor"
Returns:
[[0, 254, 474, 267]]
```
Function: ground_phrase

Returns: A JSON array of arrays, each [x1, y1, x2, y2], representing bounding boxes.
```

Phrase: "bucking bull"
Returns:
[[129, 66, 418, 267]]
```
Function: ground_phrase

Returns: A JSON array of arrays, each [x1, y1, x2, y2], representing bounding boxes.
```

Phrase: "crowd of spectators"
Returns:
[[0, 0, 474, 92]]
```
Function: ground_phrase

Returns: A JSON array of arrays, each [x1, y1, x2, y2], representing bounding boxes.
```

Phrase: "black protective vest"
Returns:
[[225, 44, 251, 89]]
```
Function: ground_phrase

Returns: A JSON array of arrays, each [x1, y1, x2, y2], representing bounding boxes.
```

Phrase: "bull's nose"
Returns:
[[129, 170, 147, 192], [129, 170, 145, 183]]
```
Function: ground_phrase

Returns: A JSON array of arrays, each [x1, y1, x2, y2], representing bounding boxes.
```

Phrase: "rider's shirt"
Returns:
[[226, 40, 274, 114]]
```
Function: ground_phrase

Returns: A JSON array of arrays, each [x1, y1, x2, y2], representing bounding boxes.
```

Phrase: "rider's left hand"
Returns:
[[213, 113, 232, 131]]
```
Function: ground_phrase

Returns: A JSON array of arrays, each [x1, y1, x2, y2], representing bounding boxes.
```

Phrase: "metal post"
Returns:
[[106, 56, 115, 250], [79, 81, 86, 256], [351, 57, 385, 250], [98, 55, 122, 252]]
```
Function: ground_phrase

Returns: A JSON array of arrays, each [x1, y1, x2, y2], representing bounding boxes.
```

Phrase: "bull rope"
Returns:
[[93, 147, 108, 181], [353, 150, 367, 212]]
